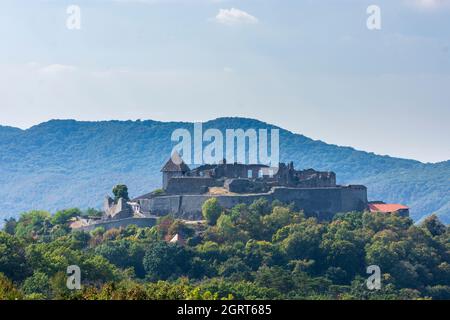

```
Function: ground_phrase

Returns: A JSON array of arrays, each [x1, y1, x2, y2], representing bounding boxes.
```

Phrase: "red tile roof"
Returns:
[[368, 203, 409, 213]]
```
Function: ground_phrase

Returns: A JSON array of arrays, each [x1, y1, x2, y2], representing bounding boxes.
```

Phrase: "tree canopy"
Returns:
[[0, 200, 449, 300], [112, 185, 129, 202]]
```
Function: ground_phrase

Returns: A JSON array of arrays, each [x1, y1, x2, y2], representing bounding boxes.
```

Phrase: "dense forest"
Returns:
[[0, 118, 449, 223], [1, 199, 449, 300]]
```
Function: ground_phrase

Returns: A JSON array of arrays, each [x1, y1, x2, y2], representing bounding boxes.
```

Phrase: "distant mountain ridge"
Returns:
[[0, 117, 448, 223]]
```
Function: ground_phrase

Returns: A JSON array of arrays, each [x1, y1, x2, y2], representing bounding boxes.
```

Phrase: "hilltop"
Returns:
[[0, 117, 448, 222]]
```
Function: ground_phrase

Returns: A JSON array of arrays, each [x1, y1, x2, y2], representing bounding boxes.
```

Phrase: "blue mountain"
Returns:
[[0, 118, 448, 223]]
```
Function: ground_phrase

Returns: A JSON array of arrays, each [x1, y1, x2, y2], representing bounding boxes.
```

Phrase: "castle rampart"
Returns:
[[72, 154, 370, 232], [165, 177, 222, 194], [128, 154, 370, 221], [136, 185, 368, 221], [74, 217, 157, 232]]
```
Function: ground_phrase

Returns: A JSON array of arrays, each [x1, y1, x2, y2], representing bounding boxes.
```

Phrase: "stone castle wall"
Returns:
[[103, 197, 134, 219], [340, 185, 368, 213], [137, 185, 368, 221], [76, 217, 157, 232], [165, 177, 222, 194]]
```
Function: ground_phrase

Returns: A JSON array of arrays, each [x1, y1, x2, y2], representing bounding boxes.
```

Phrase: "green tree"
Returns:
[[321, 239, 361, 281], [426, 285, 450, 300], [25, 241, 80, 276], [218, 257, 252, 280], [261, 206, 303, 238], [255, 266, 295, 293], [49, 271, 74, 300], [2, 218, 17, 235], [51, 208, 82, 225], [249, 198, 271, 216], [112, 184, 130, 202], [325, 267, 348, 285], [199, 278, 280, 300], [14, 210, 52, 240], [84, 208, 103, 218], [168, 220, 195, 239], [0, 273, 23, 300], [244, 240, 282, 270], [95, 239, 146, 278], [215, 214, 247, 242], [143, 241, 192, 281], [421, 214, 447, 237], [320, 218, 367, 279], [233, 204, 264, 239], [0, 231, 29, 281], [22, 271, 51, 298], [0, 201, 447, 301], [70, 231, 91, 250], [275, 219, 324, 261], [202, 198, 222, 226], [81, 254, 119, 283]]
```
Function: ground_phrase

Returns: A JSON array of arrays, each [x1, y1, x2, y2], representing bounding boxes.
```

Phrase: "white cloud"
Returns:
[[214, 8, 258, 26], [39, 64, 77, 75], [405, 0, 450, 9]]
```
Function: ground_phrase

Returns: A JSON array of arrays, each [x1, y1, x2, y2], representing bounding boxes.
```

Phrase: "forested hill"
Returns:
[[0, 117, 448, 223]]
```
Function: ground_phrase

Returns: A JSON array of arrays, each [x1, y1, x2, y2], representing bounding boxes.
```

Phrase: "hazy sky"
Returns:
[[0, 0, 449, 163]]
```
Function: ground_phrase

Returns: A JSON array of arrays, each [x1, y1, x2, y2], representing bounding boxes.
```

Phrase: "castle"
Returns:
[[133, 152, 368, 220], [70, 153, 366, 231], [71, 153, 407, 232]]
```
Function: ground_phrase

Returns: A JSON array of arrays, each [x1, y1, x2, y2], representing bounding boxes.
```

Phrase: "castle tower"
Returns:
[[161, 152, 190, 190]]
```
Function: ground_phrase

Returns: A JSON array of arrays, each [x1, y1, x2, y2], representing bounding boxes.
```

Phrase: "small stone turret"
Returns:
[[161, 152, 190, 189], [103, 196, 134, 220]]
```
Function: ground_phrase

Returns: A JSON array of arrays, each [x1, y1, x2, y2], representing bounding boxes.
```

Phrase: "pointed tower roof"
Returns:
[[161, 152, 190, 172]]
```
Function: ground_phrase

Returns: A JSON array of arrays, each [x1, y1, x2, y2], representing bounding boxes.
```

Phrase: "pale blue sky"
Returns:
[[0, 0, 449, 163]]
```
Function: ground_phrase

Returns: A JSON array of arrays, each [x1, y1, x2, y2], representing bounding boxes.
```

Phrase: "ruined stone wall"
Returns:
[[77, 217, 157, 232], [340, 185, 368, 213], [224, 178, 270, 194], [103, 197, 134, 220], [165, 177, 222, 194], [270, 187, 342, 217], [138, 186, 368, 221], [163, 171, 184, 190], [192, 163, 268, 179]]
